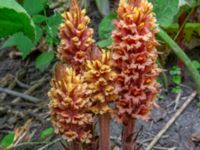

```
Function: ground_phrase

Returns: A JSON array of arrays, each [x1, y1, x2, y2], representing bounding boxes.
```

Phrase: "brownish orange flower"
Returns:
[[57, 0, 95, 71], [112, 0, 160, 123], [48, 64, 93, 143], [84, 50, 118, 115]]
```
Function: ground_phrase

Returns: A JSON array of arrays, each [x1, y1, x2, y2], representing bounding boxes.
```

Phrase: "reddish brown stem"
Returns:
[[122, 119, 135, 150], [71, 141, 80, 150], [177, 12, 187, 78], [99, 113, 110, 150]]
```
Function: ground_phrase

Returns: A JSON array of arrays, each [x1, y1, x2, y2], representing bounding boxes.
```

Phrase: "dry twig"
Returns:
[[146, 91, 197, 150]]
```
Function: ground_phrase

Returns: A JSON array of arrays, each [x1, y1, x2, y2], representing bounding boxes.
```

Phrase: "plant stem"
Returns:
[[71, 141, 80, 150], [158, 28, 200, 94], [122, 119, 135, 150], [99, 113, 110, 150]]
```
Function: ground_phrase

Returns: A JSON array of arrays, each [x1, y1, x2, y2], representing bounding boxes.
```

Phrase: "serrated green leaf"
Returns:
[[95, 0, 110, 16], [2, 32, 34, 59], [98, 12, 117, 40], [23, 0, 47, 15], [97, 38, 113, 48], [0, 132, 15, 148], [32, 15, 47, 24], [34, 25, 42, 45], [40, 127, 54, 139], [35, 51, 54, 71], [46, 13, 62, 45], [149, 0, 179, 26], [0, 0, 35, 40]]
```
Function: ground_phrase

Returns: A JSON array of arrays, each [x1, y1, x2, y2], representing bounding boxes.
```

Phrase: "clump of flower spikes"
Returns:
[[84, 50, 118, 115], [111, 0, 160, 123], [48, 64, 93, 143], [57, 0, 95, 71]]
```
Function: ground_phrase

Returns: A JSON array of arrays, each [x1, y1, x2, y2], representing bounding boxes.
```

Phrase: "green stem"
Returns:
[[158, 28, 200, 94]]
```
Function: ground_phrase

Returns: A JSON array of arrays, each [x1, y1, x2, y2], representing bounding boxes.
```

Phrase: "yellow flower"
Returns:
[[84, 50, 118, 114]]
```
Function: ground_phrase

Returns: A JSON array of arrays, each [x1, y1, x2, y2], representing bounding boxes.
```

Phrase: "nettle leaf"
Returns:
[[34, 25, 42, 45], [40, 127, 54, 139], [2, 32, 34, 59], [46, 13, 62, 45], [98, 12, 117, 40], [35, 51, 54, 71], [23, 0, 47, 16], [0, 0, 35, 40], [95, 0, 110, 16], [32, 15, 47, 24], [149, 0, 179, 26], [0, 132, 15, 148], [172, 86, 181, 93]]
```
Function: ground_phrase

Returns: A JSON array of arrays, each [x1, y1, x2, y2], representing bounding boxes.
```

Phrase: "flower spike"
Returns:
[[84, 50, 118, 115], [57, 0, 95, 71], [48, 64, 93, 143], [112, 0, 160, 123]]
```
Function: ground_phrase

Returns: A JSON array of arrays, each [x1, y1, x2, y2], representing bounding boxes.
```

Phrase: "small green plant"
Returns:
[[0, 0, 61, 71], [170, 66, 182, 93], [40, 127, 54, 139], [0, 132, 15, 149]]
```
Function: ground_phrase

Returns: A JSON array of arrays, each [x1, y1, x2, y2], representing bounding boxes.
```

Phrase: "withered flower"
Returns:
[[48, 64, 93, 143], [112, 0, 160, 123], [84, 50, 118, 115], [57, 0, 95, 70]]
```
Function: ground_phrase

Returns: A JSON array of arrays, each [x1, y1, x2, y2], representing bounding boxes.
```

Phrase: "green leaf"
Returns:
[[46, 13, 62, 45], [2, 32, 34, 59], [196, 101, 200, 108], [34, 25, 42, 45], [32, 15, 47, 24], [35, 51, 54, 71], [40, 127, 54, 139], [149, 0, 179, 26], [0, 132, 15, 148], [95, 0, 110, 16], [192, 60, 200, 69], [172, 86, 181, 93], [98, 12, 117, 40], [97, 38, 113, 48], [23, 0, 47, 15], [172, 75, 181, 85], [0, 0, 35, 40], [170, 66, 181, 75]]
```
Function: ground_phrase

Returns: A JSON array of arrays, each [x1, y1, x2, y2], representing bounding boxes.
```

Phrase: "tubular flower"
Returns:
[[48, 64, 93, 143], [111, 0, 160, 122], [57, 0, 95, 70], [84, 50, 118, 115]]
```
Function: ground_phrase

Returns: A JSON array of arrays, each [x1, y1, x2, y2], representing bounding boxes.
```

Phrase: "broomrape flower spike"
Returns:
[[84, 50, 118, 115], [57, 0, 95, 71], [112, 0, 160, 149], [48, 64, 93, 143]]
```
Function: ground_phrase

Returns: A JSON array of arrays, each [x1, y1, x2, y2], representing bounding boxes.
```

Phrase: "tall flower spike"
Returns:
[[84, 50, 118, 115], [57, 0, 95, 71], [112, 0, 160, 123], [48, 64, 93, 143]]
